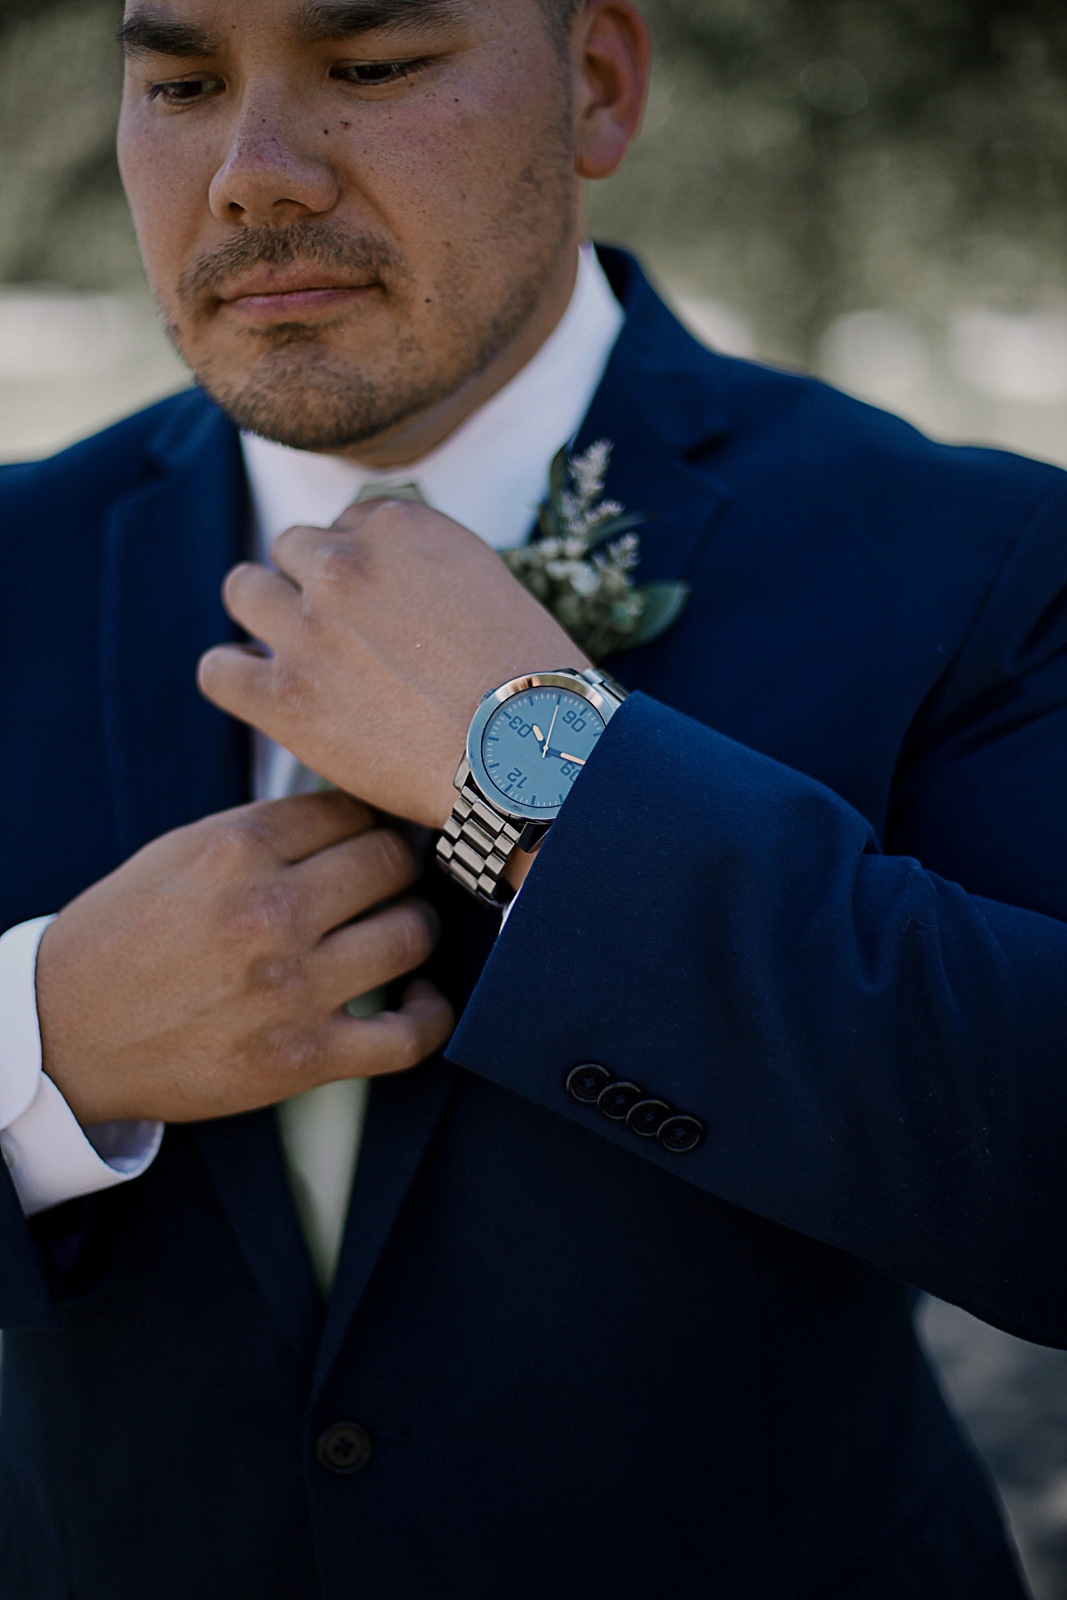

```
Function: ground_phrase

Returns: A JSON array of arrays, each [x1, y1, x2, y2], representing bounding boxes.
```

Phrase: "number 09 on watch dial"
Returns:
[[465, 672, 618, 826]]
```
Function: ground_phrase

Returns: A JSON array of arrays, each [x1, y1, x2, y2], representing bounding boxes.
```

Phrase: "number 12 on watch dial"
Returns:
[[481, 687, 605, 812]]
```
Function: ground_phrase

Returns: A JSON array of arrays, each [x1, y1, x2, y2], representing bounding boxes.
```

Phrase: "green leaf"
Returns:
[[538, 446, 568, 540], [622, 581, 691, 650], [588, 510, 648, 543]]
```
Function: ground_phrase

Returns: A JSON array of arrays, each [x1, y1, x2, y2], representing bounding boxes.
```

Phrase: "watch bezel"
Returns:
[[465, 670, 611, 824]]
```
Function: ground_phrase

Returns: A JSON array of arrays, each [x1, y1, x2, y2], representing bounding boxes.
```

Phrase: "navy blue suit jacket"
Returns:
[[2, 250, 1065, 1599]]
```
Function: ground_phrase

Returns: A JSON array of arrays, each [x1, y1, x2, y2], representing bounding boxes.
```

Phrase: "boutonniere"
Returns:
[[501, 440, 690, 664]]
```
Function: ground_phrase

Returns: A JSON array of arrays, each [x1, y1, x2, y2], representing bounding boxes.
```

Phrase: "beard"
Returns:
[[168, 212, 571, 454]]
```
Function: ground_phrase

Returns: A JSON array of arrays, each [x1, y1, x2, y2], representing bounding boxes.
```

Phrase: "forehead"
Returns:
[[119, 0, 528, 54]]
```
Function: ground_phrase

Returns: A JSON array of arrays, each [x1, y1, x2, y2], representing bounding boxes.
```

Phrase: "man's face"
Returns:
[[118, 0, 585, 456]]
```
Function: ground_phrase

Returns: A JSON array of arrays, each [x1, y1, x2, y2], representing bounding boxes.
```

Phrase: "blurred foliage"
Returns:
[[0, 1, 141, 287], [1, 0, 1065, 360], [590, 0, 1067, 357]]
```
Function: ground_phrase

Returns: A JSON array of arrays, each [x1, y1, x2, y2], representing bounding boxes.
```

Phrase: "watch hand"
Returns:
[[558, 752, 586, 766], [541, 704, 559, 759], [532, 725, 544, 743]]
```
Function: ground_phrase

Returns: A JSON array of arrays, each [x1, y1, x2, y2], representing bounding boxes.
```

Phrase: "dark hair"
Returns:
[[541, 0, 586, 51]]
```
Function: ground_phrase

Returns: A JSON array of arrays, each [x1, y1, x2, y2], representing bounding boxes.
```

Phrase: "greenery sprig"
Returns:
[[501, 440, 689, 663]]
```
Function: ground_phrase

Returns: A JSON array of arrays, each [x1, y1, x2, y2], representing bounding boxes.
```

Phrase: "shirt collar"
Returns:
[[241, 243, 624, 558]]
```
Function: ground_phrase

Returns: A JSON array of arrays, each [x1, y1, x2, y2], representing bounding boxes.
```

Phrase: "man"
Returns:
[[1, 0, 1065, 1594]]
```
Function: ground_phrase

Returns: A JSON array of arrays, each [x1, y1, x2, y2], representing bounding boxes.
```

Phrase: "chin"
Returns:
[[200, 344, 448, 453]]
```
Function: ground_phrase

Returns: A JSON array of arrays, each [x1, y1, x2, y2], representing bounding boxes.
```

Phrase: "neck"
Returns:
[[337, 241, 583, 472]]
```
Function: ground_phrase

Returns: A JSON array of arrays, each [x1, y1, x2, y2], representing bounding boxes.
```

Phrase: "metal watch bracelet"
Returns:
[[435, 666, 628, 908]]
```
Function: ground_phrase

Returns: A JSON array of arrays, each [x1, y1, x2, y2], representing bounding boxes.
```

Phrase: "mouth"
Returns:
[[215, 270, 381, 323]]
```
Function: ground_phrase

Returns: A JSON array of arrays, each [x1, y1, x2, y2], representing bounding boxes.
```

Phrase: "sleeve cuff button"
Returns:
[[596, 1081, 644, 1120], [626, 1099, 670, 1137], [566, 1064, 612, 1104], [657, 1115, 703, 1154]]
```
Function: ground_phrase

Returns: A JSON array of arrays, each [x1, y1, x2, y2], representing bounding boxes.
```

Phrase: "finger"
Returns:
[[290, 825, 420, 933], [271, 522, 346, 587], [232, 790, 376, 863], [324, 978, 455, 1079], [311, 899, 440, 1008], [221, 561, 300, 645], [197, 640, 276, 726]]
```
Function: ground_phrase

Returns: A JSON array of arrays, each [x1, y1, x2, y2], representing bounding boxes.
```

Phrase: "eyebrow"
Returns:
[[120, 0, 465, 58], [295, 0, 466, 43], [119, 12, 224, 58]]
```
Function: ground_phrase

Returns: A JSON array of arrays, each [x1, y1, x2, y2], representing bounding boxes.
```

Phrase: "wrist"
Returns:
[[437, 665, 626, 908], [503, 844, 538, 895]]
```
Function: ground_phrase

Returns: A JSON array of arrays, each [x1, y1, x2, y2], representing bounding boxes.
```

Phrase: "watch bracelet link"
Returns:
[[436, 773, 525, 906], [435, 666, 628, 908]]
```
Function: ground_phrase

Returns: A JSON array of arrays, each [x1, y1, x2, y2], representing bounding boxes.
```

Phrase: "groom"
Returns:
[[2, 0, 1066, 1596]]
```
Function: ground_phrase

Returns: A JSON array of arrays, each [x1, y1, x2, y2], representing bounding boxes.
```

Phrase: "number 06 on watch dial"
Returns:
[[436, 668, 628, 905]]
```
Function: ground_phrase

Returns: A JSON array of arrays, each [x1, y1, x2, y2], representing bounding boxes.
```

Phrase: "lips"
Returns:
[[216, 270, 380, 322]]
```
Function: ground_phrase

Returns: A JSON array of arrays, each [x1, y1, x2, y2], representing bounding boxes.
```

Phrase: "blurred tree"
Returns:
[[589, 0, 1067, 358], [0, 0, 136, 288]]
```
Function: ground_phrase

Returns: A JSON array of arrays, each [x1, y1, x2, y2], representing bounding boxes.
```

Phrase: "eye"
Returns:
[[330, 59, 429, 88], [147, 76, 223, 107]]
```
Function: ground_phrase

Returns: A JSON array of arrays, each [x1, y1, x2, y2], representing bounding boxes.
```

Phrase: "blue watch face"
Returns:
[[480, 686, 605, 811]]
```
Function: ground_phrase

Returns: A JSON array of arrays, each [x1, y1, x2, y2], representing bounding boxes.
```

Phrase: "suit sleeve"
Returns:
[[447, 480, 1067, 1349]]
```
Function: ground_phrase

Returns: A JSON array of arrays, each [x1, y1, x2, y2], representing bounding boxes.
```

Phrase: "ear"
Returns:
[[571, 0, 651, 181]]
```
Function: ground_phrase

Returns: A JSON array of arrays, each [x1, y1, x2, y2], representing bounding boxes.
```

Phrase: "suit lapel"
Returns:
[[574, 249, 734, 683], [196, 1110, 323, 1362], [98, 392, 322, 1355], [100, 391, 249, 857]]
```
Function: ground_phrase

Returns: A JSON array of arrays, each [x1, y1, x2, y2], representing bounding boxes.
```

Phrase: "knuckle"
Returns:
[[249, 1019, 325, 1088], [392, 904, 435, 968], [230, 881, 300, 952], [272, 661, 315, 719], [203, 816, 259, 873], [312, 539, 363, 587], [372, 827, 416, 885]]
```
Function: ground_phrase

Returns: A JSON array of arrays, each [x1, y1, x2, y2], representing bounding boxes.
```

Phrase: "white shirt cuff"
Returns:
[[0, 916, 163, 1216], [0, 916, 55, 1127]]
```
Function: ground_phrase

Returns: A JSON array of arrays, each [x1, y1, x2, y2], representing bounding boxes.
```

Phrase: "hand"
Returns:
[[197, 499, 590, 830], [35, 791, 453, 1127]]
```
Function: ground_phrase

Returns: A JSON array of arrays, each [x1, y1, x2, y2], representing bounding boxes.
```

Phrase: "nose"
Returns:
[[208, 90, 341, 224]]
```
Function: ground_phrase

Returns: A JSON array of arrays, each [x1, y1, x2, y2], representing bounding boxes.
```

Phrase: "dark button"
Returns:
[[597, 1080, 643, 1120], [566, 1063, 612, 1104], [658, 1115, 704, 1154], [627, 1098, 671, 1138], [316, 1422, 373, 1475]]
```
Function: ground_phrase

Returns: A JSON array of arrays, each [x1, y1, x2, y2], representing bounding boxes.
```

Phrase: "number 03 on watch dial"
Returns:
[[479, 686, 606, 814]]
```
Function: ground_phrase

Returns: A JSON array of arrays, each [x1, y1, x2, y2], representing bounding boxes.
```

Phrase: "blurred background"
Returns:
[[1, 0, 1065, 1591]]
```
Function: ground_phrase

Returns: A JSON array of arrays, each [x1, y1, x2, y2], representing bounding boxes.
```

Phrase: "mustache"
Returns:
[[177, 222, 406, 306]]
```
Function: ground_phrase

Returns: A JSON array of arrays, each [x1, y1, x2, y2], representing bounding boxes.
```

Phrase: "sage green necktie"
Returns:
[[274, 478, 428, 1295]]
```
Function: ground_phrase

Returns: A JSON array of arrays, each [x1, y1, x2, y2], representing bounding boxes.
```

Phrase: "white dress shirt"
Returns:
[[0, 244, 623, 1288]]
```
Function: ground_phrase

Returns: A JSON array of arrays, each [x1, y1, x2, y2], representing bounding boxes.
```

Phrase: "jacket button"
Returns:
[[316, 1422, 373, 1475], [566, 1064, 612, 1104], [597, 1081, 643, 1120], [627, 1098, 670, 1138], [658, 1115, 704, 1154]]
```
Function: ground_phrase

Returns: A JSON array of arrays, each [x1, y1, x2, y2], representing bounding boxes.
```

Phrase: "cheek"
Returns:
[[117, 102, 214, 308], [349, 58, 568, 255]]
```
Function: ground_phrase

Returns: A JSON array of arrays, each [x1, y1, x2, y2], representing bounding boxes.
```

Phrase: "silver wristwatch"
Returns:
[[435, 666, 628, 906]]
